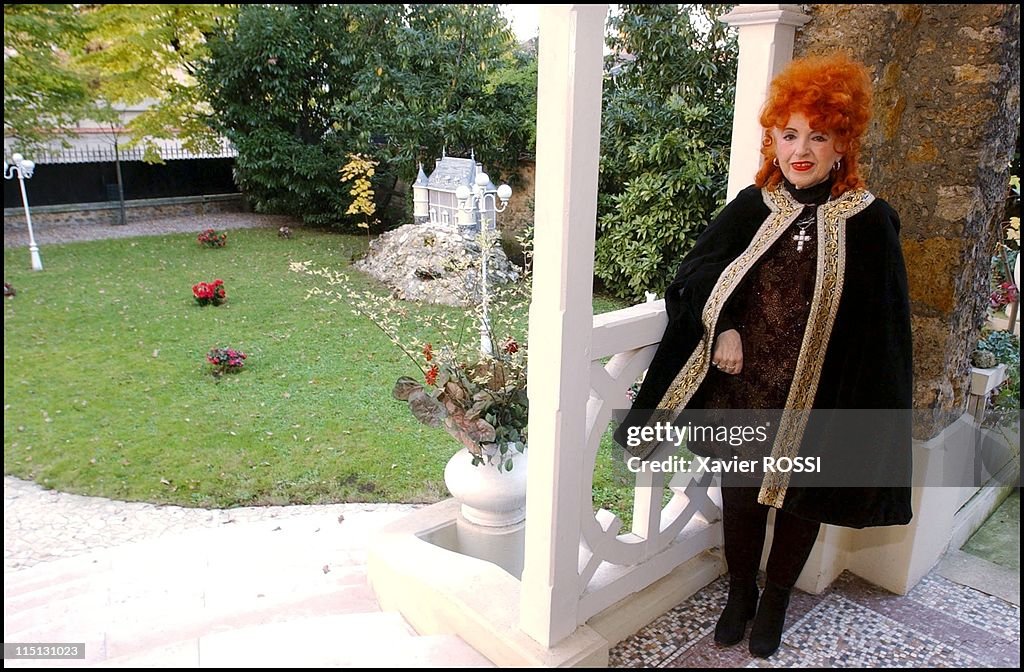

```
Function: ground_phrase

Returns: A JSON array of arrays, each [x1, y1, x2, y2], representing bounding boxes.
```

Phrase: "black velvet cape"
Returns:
[[614, 185, 914, 529]]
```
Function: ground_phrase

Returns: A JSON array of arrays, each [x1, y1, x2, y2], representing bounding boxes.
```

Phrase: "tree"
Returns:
[[200, 4, 404, 228], [594, 4, 738, 302], [88, 102, 131, 225], [361, 4, 533, 181], [4, 4, 234, 159], [339, 152, 380, 242], [199, 3, 535, 230], [73, 3, 235, 161], [7, 3, 537, 229], [3, 4, 93, 152]]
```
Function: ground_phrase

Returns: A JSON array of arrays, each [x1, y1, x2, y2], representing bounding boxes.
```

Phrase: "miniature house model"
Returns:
[[412, 153, 499, 232]]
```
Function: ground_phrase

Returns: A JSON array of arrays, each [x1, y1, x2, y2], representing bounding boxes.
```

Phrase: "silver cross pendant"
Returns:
[[794, 230, 812, 252]]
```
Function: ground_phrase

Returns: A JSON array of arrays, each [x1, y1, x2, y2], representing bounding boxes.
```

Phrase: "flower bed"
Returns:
[[207, 347, 247, 376], [192, 279, 227, 306], [197, 228, 228, 247]]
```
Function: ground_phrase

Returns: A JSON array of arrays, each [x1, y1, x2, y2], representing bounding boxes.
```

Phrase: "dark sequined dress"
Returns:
[[693, 179, 832, 468]]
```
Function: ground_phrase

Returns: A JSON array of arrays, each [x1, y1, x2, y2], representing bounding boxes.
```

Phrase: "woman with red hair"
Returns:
[[616, 53, 913, 658]]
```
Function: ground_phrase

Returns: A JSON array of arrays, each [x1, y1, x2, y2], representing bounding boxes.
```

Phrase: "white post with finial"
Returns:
[[4, 153, 42, 271]]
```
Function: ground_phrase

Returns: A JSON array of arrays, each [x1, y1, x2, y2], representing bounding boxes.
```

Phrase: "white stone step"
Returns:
[[6, 579, 382, 642], [3, 505, 492, 668], [4, 526, 370, 601], [4, 554, 114, 599], [384, 634, 497, 668], [5, 553, 374, 632], [89, 613, 493, 668]]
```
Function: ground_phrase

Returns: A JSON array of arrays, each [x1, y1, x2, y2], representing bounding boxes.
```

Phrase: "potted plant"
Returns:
[[391, 338, 527, 472], [292, 248, 531, 526]]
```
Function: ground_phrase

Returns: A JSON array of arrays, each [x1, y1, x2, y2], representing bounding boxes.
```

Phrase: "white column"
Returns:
[[519, 4, 607, 649], [721, 4, 810, 201]]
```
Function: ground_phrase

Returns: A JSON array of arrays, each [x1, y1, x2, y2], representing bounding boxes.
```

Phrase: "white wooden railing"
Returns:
[[575, 300, 722, 622]]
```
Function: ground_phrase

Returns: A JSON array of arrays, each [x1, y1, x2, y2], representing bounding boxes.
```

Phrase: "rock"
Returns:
[[971, 350, 997, 369], [354, 223, 521, 306]]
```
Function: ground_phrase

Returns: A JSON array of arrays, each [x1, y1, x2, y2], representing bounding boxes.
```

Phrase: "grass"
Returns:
[[3, 225, 641, 514]]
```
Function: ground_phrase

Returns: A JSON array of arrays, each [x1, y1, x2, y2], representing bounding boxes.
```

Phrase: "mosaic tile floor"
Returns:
[[610, 571, 1020, 668]]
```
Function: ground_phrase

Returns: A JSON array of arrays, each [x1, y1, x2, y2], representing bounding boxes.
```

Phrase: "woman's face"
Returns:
[[771, 112, 843, 190]]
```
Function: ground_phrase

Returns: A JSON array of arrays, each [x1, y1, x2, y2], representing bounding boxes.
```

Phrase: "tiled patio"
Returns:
[[611, 571, 1019, 668], [612, 490, 1021, 668]]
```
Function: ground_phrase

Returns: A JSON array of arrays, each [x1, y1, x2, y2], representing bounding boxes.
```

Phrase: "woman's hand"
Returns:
[[712, 329, 743, 375]]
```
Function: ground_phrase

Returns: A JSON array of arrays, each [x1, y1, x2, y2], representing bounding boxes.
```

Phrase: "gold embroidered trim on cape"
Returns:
[[634, 186, 874, 505], [757, 187, 874, 507]]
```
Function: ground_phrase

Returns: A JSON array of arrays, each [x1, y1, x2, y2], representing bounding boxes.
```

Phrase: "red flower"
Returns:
[[502, 336, 519, 355], [207, 346, 247, 374], [422, 343, 434, 362], [425, 364, 439, 386], [197, 229, 228, 247], [990, 281, 1020, 309], [193, 279, 227, 305]]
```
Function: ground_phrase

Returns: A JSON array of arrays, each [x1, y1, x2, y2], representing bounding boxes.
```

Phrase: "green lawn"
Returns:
[[4, 226, 639, 516]]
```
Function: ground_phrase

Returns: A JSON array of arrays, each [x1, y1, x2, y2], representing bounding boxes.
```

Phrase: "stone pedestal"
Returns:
[[443, 447, 528, 578]]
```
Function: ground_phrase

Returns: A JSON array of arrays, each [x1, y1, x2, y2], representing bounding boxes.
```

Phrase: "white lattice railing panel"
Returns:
[[575, 301, 723, 623]]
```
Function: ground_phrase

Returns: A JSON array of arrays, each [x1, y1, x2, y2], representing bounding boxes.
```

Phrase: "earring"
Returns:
[[833, 159, 842, 171], [772, 157, 779, 167]]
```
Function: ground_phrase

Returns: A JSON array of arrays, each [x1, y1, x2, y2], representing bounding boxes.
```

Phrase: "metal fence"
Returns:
[[29, 142, 238, 165], [2, 157, 239, 208]]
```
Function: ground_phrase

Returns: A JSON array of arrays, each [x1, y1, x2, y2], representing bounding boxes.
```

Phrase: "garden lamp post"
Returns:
[[4, 153, 42, 271], [456, 171, 513, 356]]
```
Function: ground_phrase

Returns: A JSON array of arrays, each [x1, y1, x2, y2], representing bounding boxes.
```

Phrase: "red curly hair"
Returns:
[[754, 53, 873, 197]]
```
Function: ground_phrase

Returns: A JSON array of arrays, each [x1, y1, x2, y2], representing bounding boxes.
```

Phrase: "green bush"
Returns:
[[976, 329, 1021, 413], [200, 4, 535, 231], [594, 5, 737, 302]]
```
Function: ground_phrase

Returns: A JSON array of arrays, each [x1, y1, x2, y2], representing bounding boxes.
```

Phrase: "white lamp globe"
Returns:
[[475, 172, 490, 187], [497, 184, 513, 202], [456, 185, 471, 201]]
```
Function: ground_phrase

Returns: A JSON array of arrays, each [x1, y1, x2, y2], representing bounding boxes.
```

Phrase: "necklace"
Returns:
[[785, 183, 833, 252], [792, 208, 815, 252]]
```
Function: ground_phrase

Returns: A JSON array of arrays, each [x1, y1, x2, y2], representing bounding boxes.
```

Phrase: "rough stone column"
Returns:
[[795, 4, 1021, 437]]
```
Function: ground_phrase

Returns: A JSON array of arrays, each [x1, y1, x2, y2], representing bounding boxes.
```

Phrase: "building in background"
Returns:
[[413, 152, 499, 231]]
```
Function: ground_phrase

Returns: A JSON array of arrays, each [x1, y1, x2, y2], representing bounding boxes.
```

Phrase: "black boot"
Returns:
[[713, 576, 759, 646], [748, 582, 791, 658]]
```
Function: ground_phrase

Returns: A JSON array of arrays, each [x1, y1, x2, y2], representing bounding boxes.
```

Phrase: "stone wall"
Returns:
[[796, 4, 1021, 437], [3, 193, 245, 229], [497, 161, 537, 264]]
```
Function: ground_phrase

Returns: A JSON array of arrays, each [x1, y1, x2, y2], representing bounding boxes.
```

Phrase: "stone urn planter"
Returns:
[[443, 446, 528, 527]]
